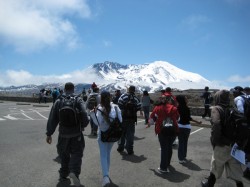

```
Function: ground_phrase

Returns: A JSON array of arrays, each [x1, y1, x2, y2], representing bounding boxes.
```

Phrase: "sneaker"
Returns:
[[117, 147, 124, 153], [53, 155, 61, 163], [179, 160, 186, 164], [145, 124, 150, 128], [157, 167, 169, 173], [201, 178, 209, 187], [172, 139, 178, 145], [127, 150, 134, 155], [59, 176, 70, 182], [69, 172, 81, 187], [102, 176, 110, 187]]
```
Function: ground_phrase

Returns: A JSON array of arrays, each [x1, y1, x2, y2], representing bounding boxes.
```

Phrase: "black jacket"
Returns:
[[46, 93, 89, 138], [201, 91, 211, 105]]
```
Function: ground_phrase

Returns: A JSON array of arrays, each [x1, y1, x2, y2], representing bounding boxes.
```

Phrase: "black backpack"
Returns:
[[220, 107, 250, 149], [87, 95, 98, 110], [59, 95, 79, 127], [122, 94, 138, 122], [98, 106, 123, 142]]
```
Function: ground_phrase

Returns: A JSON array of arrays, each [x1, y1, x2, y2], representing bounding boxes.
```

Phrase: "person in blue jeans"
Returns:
[[117, 85, 141, 155], [176, 95, 201, 164], [91, 90, 122, 187]]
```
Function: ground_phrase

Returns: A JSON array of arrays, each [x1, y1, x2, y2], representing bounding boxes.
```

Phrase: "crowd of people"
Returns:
[[45, 82, 250, 187], [38, 87, 63, 104]]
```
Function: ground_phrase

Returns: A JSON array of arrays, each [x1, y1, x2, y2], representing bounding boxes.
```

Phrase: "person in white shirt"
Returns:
[[232, 86, 250, 181], [90, 90, 122, 187]]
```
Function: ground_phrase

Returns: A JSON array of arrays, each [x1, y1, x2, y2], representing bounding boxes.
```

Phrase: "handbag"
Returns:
[[161, 117, 176, 137], [101, 117, 123, 142]]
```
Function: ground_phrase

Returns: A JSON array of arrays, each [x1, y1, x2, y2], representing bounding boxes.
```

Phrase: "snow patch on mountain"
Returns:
[[89, 61, 212, 92]]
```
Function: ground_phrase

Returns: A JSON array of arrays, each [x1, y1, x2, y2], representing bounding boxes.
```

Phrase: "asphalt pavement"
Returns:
[[0, 101, 249, 187]]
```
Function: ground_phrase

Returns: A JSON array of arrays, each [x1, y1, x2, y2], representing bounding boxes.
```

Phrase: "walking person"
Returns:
[[46, 82, 89, 186], [201, 86, 212, 119], [86, 87, 100, 136], [149, 95, 179, 173], [201, 90, 244, 187], [117, 85, 141, 155], [140, 90, 151, 127], [91, 82, 97, 91], [163, 87, 178, 146], [232, 86, 250, 181], [52, 87, 59, 103], [38, 89, 44, 103], [112, 89, 121, 104], [91, 90, 122, 187], [163, 87, 177, 106], [43, 89, 48, 103], [175, 95, 201, 164]]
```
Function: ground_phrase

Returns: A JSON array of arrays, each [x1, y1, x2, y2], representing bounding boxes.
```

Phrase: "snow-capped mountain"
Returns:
[[88, 61, 211, 92], [0, 61, 217, 94]]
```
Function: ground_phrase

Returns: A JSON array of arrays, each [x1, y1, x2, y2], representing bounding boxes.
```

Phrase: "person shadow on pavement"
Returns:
[[121, 152, 147, 163], [56, 178, 85, 187], [179, 159, 202, 171], [134, 136, 145, 141], [56, 177, 119, 187], [150, 165, 190, 183], [109, 178, 119, 187]]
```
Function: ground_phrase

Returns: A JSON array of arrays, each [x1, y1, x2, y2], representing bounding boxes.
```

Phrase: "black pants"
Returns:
[[118, 121, 135, 153], [58, 133, 85, 178], [202, 105, 211, 118], [244, 138, 250, 162], [158, 133, 176, 169], [178, 128, 191, 161], [90, 118, 98, 133]]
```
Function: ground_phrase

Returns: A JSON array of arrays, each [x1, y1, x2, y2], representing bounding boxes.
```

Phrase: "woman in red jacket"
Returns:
[[149, 95, 179, 173]]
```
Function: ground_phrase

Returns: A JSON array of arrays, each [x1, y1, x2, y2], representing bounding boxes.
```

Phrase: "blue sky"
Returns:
[[0, 0, 249, 88]]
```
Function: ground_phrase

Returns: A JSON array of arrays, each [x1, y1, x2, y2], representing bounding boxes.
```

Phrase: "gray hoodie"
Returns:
[[210, 90, 232, 147]]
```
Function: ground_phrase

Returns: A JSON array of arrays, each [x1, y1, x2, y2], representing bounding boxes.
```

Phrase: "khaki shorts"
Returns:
[[210, 145, 243, 182]]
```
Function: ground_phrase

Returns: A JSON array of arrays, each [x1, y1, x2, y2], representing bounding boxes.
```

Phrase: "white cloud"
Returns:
[[0, 0, 91, 53], [227, 75, 250, 83], [0, 68, 108, 87], [6, 70, 33, 85]]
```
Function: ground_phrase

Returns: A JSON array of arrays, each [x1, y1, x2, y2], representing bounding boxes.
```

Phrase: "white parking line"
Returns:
[[0, 118, 6, 121], [137, 119, 145, 123], [4, 115, 18, 120], [21, 113, 34, 120], [35, 111, 48, 120], [190, 128, 204, 135]]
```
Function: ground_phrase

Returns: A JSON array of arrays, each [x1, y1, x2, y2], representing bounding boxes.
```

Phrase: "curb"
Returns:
[[16, 103, 31, 105], [33, 104, 50, 107]]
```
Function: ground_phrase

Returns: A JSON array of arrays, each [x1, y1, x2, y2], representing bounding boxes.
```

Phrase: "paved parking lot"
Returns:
[[0, 101, 249, 187]]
